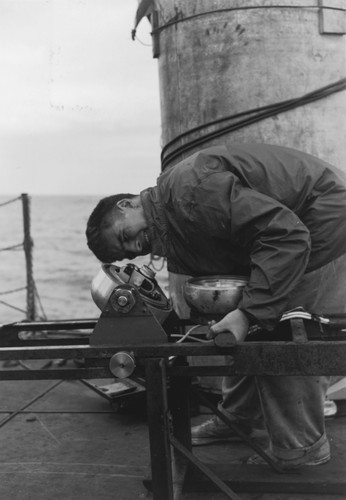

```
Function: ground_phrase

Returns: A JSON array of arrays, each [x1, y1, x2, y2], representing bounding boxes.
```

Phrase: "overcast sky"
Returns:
[[0, 0, 161, 196]]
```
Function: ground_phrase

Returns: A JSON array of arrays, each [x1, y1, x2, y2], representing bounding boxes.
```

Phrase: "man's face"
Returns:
[[102, 203, 151, 261]]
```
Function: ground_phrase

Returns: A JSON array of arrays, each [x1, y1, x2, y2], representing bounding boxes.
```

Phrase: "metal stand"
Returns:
[[1, 317, 346, 498], [143, 352, 346, 499]]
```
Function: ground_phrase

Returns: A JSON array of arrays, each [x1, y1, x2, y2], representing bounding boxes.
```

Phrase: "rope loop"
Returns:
[[147, 254, 167, 272]]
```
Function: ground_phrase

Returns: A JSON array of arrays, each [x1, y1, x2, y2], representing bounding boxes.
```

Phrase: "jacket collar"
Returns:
[[140, 187, 168, 257]]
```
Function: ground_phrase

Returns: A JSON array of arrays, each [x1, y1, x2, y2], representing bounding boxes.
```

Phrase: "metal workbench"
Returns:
[[0, 317, 346, 499]]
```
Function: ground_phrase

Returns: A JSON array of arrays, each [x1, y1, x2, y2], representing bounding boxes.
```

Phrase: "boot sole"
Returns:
[[247, 453, 331, 467]]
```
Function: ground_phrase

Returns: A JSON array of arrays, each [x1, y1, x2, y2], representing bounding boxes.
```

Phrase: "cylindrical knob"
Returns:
[[109, 352, 136, 378]]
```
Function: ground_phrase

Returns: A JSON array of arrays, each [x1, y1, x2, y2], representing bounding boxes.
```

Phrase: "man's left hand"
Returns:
[[206, 309, 249, 342]]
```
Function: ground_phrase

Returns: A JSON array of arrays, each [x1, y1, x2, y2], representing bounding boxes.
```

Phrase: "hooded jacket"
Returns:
[[141, 144, 346, 330]]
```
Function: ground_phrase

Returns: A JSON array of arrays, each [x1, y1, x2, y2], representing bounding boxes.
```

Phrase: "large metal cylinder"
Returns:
[[154, 0, 346, 173], [143, 1, 346, 391], [145, 0, 346, 323]]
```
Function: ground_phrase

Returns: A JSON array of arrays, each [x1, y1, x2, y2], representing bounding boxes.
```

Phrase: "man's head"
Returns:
[[86, 193, 152, 262]]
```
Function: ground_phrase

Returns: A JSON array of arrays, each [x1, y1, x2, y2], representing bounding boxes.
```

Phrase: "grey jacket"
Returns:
[[141, 144, 346, 329]]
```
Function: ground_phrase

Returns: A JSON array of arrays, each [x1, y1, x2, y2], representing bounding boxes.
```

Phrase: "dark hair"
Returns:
[[86, 193, 136, 262]]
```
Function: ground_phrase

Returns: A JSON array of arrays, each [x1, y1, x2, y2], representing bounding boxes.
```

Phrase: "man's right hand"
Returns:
[[206, 308, 249, 342]]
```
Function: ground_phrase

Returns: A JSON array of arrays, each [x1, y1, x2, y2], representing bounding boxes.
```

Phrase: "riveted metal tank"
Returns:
[[151, 0, 345, 172]]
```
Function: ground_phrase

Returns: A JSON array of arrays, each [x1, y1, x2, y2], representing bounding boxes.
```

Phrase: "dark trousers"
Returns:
[[221, 253, 346, 461]]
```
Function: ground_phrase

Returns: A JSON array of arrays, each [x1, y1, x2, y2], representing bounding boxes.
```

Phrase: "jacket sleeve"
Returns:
[[198, 170, 312, 330]]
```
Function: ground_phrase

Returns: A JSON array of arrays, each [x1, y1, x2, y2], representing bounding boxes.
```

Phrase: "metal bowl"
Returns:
[[183, 276, 249, 316]]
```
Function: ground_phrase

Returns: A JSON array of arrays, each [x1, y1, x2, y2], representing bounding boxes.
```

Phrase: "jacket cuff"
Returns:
[[238, 308, 263, 328]]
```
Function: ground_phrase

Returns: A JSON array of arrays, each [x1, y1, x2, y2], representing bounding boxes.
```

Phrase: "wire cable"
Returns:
[[0, 194, 47, 322], [0, 243, 24, 252], [152, 4, 346, 35], [161, 78, 346, 162], [0, 196, 21, 208], [0, 300, 27, 314], [162, 78, 346, 169], [0, 286, 27, 296], [175, 324, 204, 343], [34, 282, 48, 321], [133, 34, 152, 47]]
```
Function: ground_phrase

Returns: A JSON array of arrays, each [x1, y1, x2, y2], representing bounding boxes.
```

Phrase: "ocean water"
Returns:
[[0, 194, 168, 324]]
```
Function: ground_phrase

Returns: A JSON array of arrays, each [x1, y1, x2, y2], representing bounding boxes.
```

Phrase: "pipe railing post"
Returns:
[[21, 193, 36, 321]]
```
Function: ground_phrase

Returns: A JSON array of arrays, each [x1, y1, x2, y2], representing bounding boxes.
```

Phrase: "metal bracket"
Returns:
[[290, 318, 309, 343], [319, 0, 346, 35]]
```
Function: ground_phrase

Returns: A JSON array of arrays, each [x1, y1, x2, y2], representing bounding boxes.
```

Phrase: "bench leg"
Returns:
[[145, 357, 174, 500], [169, 367, 191, 498]]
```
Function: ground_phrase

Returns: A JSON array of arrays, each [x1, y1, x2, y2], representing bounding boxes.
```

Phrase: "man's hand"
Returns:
[[206, 309, 249, 342]]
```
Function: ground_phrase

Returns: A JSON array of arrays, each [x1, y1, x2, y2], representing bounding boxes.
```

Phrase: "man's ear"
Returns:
[[116, 198, 133, 210]]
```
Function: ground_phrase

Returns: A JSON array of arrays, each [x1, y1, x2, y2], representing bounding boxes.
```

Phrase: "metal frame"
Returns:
[[1, 314, 346, 498], [0, 339, 346, 498]]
